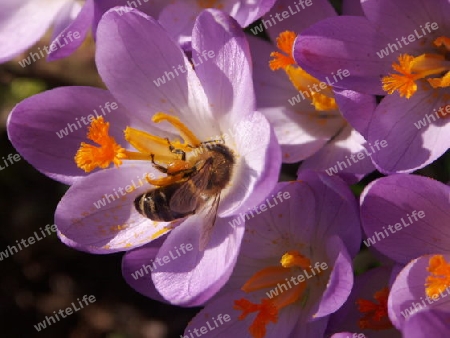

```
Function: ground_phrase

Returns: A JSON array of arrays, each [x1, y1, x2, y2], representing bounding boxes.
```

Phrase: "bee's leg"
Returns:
[[145, 173, 184, 186], [165, 138, 186, 161], [150, 154, 169, 174]]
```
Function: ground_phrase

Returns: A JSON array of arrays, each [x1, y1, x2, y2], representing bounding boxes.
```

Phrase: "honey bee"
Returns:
[[134, 140, 235, 250]]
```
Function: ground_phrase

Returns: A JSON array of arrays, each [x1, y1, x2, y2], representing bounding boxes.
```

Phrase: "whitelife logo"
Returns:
[[288, 69, 350, 106], [363, 210, 425, 247], [181, 313, 231, 338], [325, 140, 388, 176], [152, 50, 215, 87], [265, 261, 328, 299], [376, 22, 439, 59], [55, 101, 119, 139], [0, 224, 57, 261], [250, 0, 313, 35], [131, 243, 193, 280], [228, 191, 291, 227], [34, 295, 96, 331], [19, 31, 81, 67]]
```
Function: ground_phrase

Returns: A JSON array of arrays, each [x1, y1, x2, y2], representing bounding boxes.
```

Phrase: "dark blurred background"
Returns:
[[0, 35, 200, 338]]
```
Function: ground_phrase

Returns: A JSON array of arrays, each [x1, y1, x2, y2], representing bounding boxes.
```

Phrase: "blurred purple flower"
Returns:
[[248, 0, 376, 183], [1, 0, 275, 63], [294, 0, 450, 173], [181, 171, 361, 337], [8, 8, 280, 305]]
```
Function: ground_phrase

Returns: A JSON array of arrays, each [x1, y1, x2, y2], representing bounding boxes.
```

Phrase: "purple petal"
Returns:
[[218, 111, 281, 217], [334, 89, 377, 137], [48, 0, 94, 60], [362, 0, 450, 46], [232, 0, 277, 28], [294, 16, 394, 95], [403, 308, 450, 338], [237, 181, 317, 260], [261, 0, 336, 41], [55, 165, 174, 253], [96, 8, 212, 128], [367, 91, 450, 174], [299, 124, 376, 181], [121, 237, 168, 302], [192, 9, 254, 121], [7, 87, 129, 185], [312, 236, 353, 318], [360, 174, 450, 264], [297, 170, 362, 257], [92, 0, 168, 36], [0, 0, 69, 63], [157, 2, 199, 46], [152, 215, 245, 306], [264, 106, 346, 163]]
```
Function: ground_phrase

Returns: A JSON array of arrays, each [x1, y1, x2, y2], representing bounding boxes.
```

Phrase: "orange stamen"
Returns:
[[425, 255, 450, 298], [234, 298, 278, 338], [382, 36, 450, 98], [234, 250, 320, 338]]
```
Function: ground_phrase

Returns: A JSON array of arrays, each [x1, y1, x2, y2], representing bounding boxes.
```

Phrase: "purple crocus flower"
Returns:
[[7, 8, 280, 305], [0, 0, 167, 62], [180, 171, 361, 337], [248, 0, 376, 183], [294, 0, 450, 173], [360, 174, 450, 332]]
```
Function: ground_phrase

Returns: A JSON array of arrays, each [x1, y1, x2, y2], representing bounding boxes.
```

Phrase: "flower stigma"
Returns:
[[233, 250, 326, 338], [270, 31, 338, 112], [356, 287, 393, 330], [382, 37, 450, 98]]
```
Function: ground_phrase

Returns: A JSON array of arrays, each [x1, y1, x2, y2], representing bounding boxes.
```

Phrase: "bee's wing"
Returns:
[[169, 160, 212, 214], [198, 193, 221, 251]]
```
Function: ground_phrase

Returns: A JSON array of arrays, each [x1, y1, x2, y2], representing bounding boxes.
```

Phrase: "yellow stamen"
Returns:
[[75, 117, 126, 172], [382, 37, 450, 98], [280, 250, 311, 268], [75, 113, 202, 172], [425, 255, 450, 298], [356, 287, 393, 330], [124, 127, 182, 163], [152, 113, 201, 147]]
